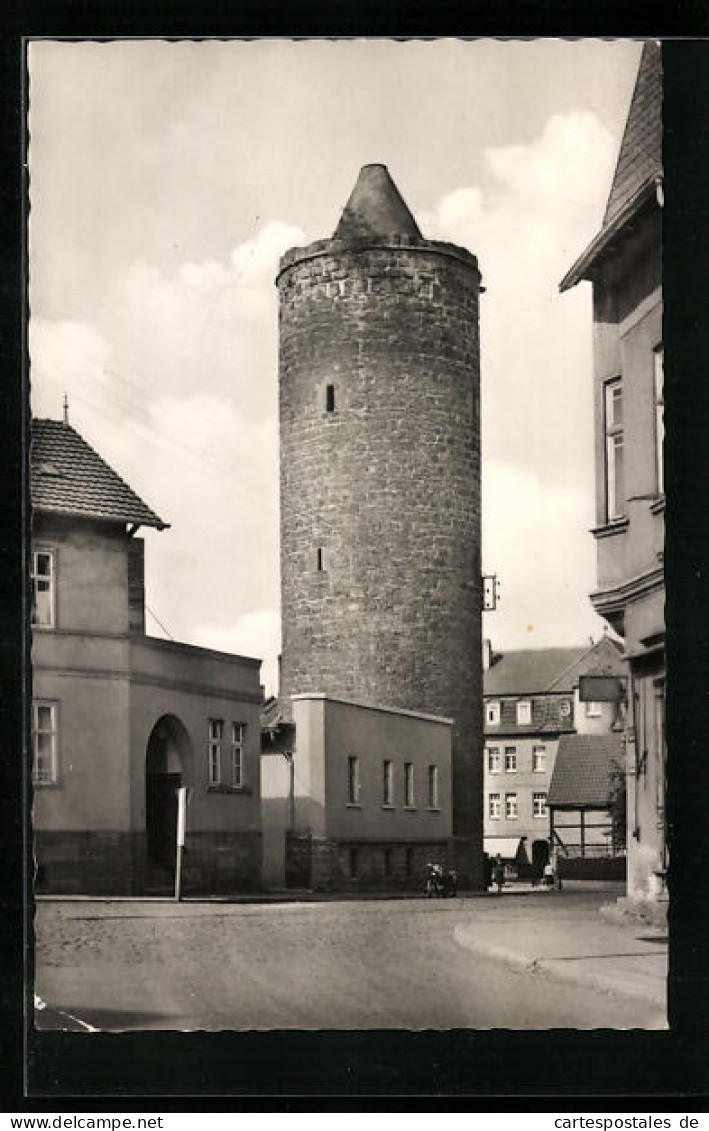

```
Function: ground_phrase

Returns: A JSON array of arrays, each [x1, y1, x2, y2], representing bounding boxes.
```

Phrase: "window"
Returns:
[[326, 383, 335, 413], [505, 793, 518, 820], [516, 700, 532, 725], [348, 847, 358, 878], [208, 719, 223, 786], [604, 378, 625, 521], [585, 701, 602, 718], [32, 701, 58, 785], [486, 701, 500, 726], [382, 759, 393, 806], [347, 755, 360, 805], [383, 847, 393, 877], [31, 550, 55, 628], [489, 793, 501, 820], [427, 765, 439, 809], [654, 346, 664, 494], [316, 547, 325, 572], [533, 792, 548, 818], [505, 747, 517, 773], [532, 745, 546, 773], [487, 746, 501, 774], [231, 723, 245, 788], [404, 762, 415, 808]]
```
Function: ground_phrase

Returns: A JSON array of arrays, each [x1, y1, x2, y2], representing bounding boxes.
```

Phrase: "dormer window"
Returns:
[[516, 700, 532, 725], [486, 701, 500, 726]]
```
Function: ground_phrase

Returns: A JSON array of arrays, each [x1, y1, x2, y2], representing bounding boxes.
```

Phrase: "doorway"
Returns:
[[145, 715, 191, 883], [532, 839, 550, 880]]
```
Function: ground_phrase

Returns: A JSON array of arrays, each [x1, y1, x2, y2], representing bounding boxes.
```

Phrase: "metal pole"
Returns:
[[175, 786, 187, 901]]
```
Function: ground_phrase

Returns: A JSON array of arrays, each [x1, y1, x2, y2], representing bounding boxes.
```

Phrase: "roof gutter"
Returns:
[[559, 175, 661, 293]]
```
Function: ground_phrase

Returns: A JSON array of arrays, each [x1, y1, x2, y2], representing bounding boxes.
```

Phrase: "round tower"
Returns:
[[277, 164, 483, 877]]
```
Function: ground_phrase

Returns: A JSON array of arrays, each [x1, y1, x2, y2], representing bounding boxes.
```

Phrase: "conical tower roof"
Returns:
[[603, 40, 662, 228], [334, 164, 422, 241]]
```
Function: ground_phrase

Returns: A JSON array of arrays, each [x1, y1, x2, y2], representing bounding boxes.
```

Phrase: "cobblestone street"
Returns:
[[35, 888, 666, 1031]]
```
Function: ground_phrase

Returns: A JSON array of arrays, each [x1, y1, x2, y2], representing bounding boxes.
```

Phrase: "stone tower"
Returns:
[[277, 164, 483, 880]]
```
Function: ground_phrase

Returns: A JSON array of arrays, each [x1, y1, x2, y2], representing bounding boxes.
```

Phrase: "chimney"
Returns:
[[482, 638, 493, 671]]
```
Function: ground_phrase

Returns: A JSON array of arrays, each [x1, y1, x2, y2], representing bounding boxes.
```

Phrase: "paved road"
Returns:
[[35, 891, 665, 1031]]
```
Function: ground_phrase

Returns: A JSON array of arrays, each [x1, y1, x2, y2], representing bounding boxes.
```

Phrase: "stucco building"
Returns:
[[560, 42, 665, 903], [262, 695, 452, 891], [482, 636, 625, 877], [31, 417, 263, 895], [272, 163, 484, 888]]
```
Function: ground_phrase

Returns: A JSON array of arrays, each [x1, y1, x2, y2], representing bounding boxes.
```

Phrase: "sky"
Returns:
[[28, 38, 644, 696]]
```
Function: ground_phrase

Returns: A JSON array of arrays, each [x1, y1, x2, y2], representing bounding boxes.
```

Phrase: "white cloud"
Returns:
[[421, 111, 611, 501], [482, 459, 606, 649]]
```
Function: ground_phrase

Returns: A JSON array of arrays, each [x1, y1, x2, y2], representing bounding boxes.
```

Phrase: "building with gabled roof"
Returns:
[[483, 636, 624, 878], [549, 733, 625, 861], [560, 41, 665, 904], [31, 416, 263, 895]]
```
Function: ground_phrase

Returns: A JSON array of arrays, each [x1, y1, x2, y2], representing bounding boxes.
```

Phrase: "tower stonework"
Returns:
[[277, 165, 483, 883]]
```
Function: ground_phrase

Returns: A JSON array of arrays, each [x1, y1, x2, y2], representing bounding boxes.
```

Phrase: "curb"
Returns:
[[453, 925, 667, 1011]]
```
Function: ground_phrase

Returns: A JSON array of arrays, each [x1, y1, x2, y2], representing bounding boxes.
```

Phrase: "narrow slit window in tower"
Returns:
[[325, 384, 335, 413], [316, 547, 324, 572]]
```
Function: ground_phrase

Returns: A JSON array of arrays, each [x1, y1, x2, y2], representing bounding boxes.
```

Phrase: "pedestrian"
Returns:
[[493, 854, 505, 893]]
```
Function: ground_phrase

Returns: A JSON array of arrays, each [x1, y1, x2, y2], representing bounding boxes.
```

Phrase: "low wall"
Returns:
[[34, 831, 134, 896], [286, 837, 454, 892], [558, 855, 627, 882], [34, 829, 261, 896]]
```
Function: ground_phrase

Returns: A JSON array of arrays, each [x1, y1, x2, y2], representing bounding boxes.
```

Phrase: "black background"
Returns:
[[2, 3, 709, 1109]]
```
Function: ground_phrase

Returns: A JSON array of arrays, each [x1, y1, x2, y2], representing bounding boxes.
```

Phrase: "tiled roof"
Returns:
[[484, 638, 624, 698], [31, 418, 167, 529], [487, 694, 575, 736], [548, 734, 624, 808], [484, 647, 589, 697], [603, 41, 662, 228], [559, 41, 662, 291]]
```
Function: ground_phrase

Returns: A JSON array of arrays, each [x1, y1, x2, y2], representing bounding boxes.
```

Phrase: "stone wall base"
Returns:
[[34, 830, 261, 896], [286, 836, 457, 893]]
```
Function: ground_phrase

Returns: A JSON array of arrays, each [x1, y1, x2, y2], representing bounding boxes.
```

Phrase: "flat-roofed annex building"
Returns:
[[31, 417, 263, 895]]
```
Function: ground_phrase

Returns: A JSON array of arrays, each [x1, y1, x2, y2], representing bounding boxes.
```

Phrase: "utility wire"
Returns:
[[146, 604, 175, 641]]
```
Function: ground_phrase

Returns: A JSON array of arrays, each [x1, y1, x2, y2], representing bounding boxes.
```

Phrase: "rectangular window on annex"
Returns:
[[382, 759, 393, 806], [347, 755, 360, 805], [404, 762, 415, 808]]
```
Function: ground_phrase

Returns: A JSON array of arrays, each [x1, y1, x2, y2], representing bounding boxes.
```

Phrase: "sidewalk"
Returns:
[[454, 894, 667, 1011]]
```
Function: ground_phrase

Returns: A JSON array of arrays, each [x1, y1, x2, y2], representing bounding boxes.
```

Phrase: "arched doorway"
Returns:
[[145, 715, 191, 884]]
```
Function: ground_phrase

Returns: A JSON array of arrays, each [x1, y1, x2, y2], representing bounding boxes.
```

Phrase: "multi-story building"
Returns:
[[560, 41, 665, 903], [483, 637, 624, 877], [31, 416, 263, 895]]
